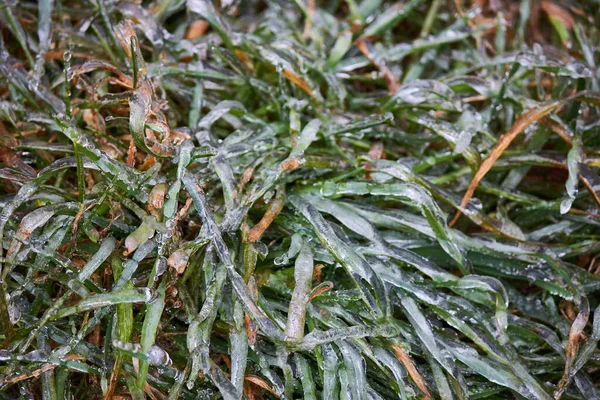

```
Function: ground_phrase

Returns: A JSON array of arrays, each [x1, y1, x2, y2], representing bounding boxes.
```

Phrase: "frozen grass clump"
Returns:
[[1, 0, 600, 398]]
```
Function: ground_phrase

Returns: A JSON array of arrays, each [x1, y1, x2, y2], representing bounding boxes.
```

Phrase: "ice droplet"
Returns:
[[560, 198, 574, 215], [147, 345, 172, 366], [0, 350, 11, 361], [155, 256, 168, 279], [24, 349, 46, 362]]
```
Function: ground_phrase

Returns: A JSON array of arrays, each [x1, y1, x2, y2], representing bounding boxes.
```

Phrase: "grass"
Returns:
[[1, 0, 600, 398]]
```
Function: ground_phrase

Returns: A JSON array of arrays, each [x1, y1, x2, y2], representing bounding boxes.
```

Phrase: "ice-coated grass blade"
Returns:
[[285, 239, 313, 341], [52, 288, 152, 319], [182, 172, 285, 340], [136, 281, 166, 389]]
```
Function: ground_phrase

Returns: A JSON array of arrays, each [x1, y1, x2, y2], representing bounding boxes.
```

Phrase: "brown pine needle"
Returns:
[[449, 102, 561, 226]]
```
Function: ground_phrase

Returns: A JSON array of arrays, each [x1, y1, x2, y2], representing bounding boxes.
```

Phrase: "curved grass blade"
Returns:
[[450, 101, 562, 226]]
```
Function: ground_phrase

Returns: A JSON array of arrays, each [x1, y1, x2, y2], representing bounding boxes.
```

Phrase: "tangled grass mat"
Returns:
[[1, 0, 600, 399]]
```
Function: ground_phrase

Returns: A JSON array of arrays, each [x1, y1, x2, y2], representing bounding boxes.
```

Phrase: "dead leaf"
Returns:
[[245, 278, 259, 346], [309, 281, 333, 301], [238, 167, 254, 193], [555, 300, 590, 399], [356, 38, 399, 95], [6, 354, 85, 384], [303, 0, 316, 39], [282, 69, 314, 98], [541, 1, 574, 30], [392, 344, 432, 400], [168, 249, 189, 274], [248, 189, 285, 243], [245, 375, 279, 398], [280, 158, 301, 171], [234, 49, 255, 70], [126, 140, 136, 167], [148, 183, 169, 219], [186, 20, 210, 39], [364, 141, 384, 179]]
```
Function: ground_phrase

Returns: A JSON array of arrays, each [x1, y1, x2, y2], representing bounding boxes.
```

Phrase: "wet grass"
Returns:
[[1, 0, 600, 398]]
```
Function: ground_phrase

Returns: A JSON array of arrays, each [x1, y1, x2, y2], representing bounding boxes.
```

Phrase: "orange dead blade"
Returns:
[[449, 102, 561, 226]]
